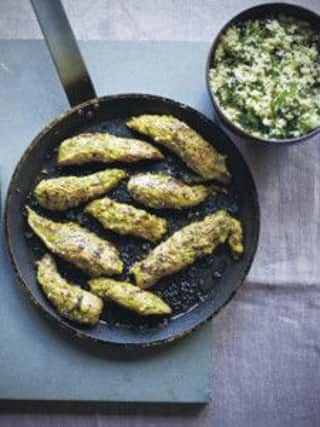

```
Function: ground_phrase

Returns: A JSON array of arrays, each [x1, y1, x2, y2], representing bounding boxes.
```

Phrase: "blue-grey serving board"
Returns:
[[0, 40, 212, 403]]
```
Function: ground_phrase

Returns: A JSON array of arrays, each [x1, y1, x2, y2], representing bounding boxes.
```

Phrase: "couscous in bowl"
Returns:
[[207, 3, 320, 145]]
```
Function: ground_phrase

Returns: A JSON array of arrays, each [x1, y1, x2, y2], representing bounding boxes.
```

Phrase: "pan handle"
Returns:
[[30, 0, 96, 107]]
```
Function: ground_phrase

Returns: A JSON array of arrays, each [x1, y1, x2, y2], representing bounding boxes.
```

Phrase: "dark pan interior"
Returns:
[[5, 94, 259, 346]]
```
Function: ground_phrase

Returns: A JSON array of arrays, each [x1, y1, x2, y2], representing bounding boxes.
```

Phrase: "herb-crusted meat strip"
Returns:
[[37, 254, 103, 326], [85, 196, 167, 242], [128, 173, 210, 209], [89, 278, 172, 316], [34, 169, 126, 211], [57, 132, 164, 166], [27, 207, 123, 277], [127, 115, 231, 182], [130, 210, 243, 289]]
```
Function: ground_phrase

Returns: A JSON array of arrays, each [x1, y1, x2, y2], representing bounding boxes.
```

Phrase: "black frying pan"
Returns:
[[5, 0, 260, 347]]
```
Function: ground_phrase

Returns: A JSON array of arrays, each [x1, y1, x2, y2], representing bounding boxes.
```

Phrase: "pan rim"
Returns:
[[5, 92, 260, 347]]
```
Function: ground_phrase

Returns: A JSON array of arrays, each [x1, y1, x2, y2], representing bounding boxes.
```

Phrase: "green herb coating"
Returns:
[[27, 207, 123, 277], [127, 173, 210, 210], [89, 278, 172, 316], [127, 115, 230, 182], [130, 210, 243, 289], [34, 169, 126, 211], [85, 196, 167, 242], [37, 254, 103, 326], [57, 132, 164, 166]]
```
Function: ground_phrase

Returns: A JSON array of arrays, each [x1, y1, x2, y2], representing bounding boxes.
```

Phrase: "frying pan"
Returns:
[[5, 0, 260, 347]]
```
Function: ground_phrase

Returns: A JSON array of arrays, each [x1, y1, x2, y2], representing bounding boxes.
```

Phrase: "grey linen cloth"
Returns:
[[209, 139, 320, 427]]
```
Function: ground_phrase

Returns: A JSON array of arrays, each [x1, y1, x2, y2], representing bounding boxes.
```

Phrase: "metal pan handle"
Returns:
[[30, 0, 96, 106]]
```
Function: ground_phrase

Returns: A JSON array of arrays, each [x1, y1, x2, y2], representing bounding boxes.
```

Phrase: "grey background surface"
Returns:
[[0, 0, 319, 41], [1, 0, 320, 426]]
